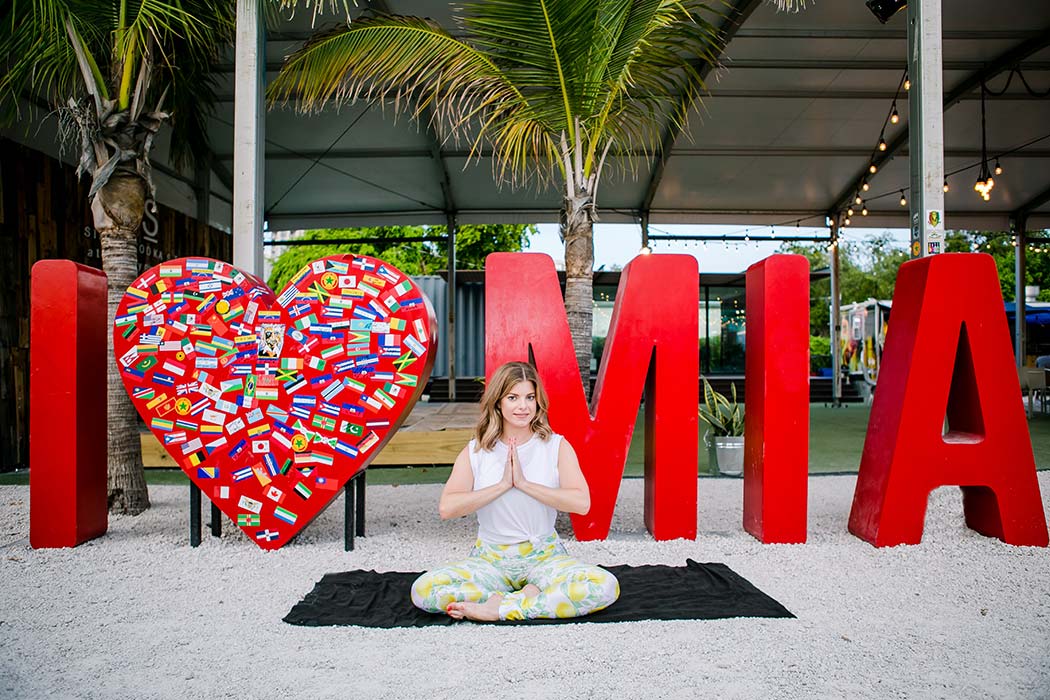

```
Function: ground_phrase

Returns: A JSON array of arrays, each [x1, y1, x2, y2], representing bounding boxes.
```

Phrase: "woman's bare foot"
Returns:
[[520, 584, 541, 599], [447, 593, 502, 621]]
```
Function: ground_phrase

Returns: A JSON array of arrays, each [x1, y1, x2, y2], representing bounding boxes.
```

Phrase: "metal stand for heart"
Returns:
[[189, 470, 367, 550]]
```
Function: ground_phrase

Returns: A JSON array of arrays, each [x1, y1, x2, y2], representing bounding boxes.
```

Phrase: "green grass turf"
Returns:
[[2, 406, 1046, 486]]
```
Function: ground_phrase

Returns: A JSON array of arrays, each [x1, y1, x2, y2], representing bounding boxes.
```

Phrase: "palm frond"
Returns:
[[269, 11, 560, 185]]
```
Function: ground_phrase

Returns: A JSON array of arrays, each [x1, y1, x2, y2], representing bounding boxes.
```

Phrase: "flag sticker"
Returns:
[[273, 507, 298, 525], [113, 254, 434, 549]]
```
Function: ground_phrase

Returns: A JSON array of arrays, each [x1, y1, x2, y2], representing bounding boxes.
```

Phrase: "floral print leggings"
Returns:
[[411, 534, 620, 621]]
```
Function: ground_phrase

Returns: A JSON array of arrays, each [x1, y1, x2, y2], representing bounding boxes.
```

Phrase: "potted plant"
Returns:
[[699, 379, 745, 476]]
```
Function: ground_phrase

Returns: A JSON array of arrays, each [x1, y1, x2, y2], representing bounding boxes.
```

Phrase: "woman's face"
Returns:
[[499, 380, 537, 431]]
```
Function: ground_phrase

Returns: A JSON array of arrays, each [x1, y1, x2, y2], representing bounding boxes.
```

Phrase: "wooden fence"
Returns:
[[0, 137, 231, 470]]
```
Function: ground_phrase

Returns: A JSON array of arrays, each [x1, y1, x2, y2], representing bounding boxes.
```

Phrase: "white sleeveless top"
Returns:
[[468, 433, 562, 544]]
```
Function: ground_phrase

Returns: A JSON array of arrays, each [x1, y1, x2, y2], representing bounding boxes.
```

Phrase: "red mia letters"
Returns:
[[486, 252, 1048, 548]]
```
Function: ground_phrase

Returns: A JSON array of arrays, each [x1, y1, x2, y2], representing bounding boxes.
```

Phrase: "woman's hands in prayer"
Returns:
[[499, 442, 515, 492], [500, 439, 529, 491]]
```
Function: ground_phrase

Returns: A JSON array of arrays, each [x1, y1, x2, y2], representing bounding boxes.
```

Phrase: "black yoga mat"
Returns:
[[284, 559, 793, 627]]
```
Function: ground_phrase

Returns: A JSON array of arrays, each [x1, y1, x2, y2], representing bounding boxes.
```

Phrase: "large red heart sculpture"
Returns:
[[113, 255, 436, 549]]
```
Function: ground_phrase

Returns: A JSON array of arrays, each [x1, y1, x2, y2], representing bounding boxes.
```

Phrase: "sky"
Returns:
[[525, 223, 912, 272]]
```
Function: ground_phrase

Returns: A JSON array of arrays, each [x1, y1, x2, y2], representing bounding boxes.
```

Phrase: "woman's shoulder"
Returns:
[[542, 432, 566, 449]]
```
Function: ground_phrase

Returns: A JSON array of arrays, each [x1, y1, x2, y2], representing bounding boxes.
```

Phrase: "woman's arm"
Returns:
[[512, 439, 591, 515], [438, 445, 513, 520]]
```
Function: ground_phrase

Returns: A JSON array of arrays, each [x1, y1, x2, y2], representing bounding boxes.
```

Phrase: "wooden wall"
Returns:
[[0, 137, 231, 471]]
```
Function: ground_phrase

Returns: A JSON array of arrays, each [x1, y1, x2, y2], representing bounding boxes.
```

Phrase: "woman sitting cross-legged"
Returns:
[[411, 361, 619, 622]]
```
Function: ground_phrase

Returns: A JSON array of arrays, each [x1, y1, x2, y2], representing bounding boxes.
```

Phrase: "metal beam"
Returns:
[[214, 58, 1050, 74], [218, 88, 1050, 104], [829, 29, 1050, 217], [214, 146, 1050, 162], [261, 28, 1050, 42], [719, 59, 1050, 71], [209, 157, 235, 194], [639, 0, 763, 218], [732, 28, 1043, 41], [1013, 181, 1050, 217]]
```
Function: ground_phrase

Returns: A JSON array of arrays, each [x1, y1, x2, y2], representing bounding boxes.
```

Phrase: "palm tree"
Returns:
[[1, 2, 236, 513], [270, 0, 722, 391]]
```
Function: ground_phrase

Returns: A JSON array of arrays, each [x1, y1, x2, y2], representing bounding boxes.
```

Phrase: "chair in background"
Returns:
[[1020, 368, 1048, 418]]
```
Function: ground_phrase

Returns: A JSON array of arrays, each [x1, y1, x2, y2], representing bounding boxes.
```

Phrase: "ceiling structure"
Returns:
[[194, 0, 1050, 236], [13, 1, 1048, 238]]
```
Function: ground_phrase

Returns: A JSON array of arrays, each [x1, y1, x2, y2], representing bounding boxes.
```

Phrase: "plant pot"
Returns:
[[707, 435, 744, 477]]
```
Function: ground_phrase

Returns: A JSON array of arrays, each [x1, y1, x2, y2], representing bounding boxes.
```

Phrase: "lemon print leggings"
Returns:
[[411, 533, 620, 621]]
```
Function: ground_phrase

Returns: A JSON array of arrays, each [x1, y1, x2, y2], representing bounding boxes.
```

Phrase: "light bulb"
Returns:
[[844, 217, 851, 226], [986, 177, 994, 189], [904, 76, 911, 91], [899, 192, 907, 207], [878, 138, 887, 151], [861, 206, 868, 216], [862, 181, 870, 192], [855, 194, 863, 205], [890, 106, 899, 124], [994, 159, 1003, 175], [847, 207, 854, 217], [869, 163, 878, 174], [943, 180, 950, 193]]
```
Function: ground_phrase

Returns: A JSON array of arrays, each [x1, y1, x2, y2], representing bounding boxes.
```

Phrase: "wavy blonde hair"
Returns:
[[473, 361, 552, 451]]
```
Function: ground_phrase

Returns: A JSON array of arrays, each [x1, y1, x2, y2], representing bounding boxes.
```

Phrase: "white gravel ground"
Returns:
[[1, 473, 1049, 700]]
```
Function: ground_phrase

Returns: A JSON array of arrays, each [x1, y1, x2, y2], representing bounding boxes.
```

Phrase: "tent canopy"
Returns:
[[191, 0, 1050, 235]]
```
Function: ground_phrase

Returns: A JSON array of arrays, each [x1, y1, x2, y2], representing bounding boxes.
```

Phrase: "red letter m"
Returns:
[[486, 253, 698, 540]]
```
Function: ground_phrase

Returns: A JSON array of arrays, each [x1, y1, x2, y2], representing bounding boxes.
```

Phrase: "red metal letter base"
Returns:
[[486, 253, 698, 541], [30, 260, 109, 548], [848, 253, 1048, 547], [744, 254, 810, 543]]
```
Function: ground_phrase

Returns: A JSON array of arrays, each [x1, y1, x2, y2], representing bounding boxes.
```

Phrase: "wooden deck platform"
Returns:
[[141, 402, 479, 468]]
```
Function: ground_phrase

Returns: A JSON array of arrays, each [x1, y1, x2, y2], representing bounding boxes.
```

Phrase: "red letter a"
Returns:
[[486, 253, 698, 541], [848, 253, 1048, 547]]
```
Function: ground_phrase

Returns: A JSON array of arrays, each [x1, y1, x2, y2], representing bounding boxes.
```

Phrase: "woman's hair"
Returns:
[[473, 361, 552, 451]]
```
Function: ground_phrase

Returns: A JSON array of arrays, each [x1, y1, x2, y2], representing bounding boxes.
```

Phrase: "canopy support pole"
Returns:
[[446, 213, 457, 401], [907, 0, 946, 259], [1013, 214, 1028, 367], [830, 218, 842, 408], [233, 0, 265, 276]]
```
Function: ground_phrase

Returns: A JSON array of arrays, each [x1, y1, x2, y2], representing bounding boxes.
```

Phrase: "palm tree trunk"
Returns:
[[94, 173, 150, 515], [562, 187, 595, 400]]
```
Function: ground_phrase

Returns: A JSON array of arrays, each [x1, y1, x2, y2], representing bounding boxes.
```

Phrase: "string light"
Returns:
[[899, 190, 907, 207], [861, 204, 869, 216], [994, 158, 1003, 176], [943, 179, 950, 193], [862, 181, 870, 192], [890, 103, 899, 124], [847, 207, 854, 217], [973, 78, 995, 201], [878, 136, 887, 151], [869, 163, 878, 174], [904, 74, 911, 91], [854, 194, 863, 205]]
